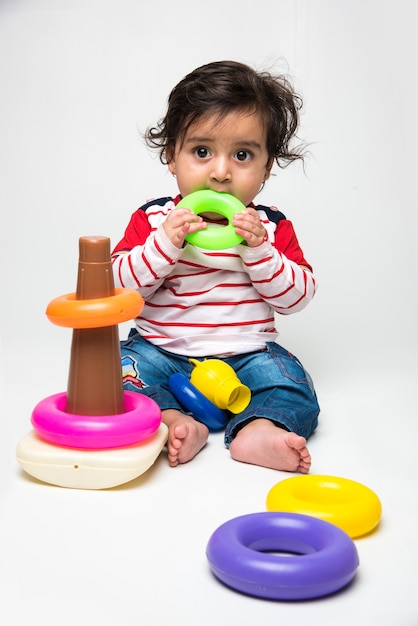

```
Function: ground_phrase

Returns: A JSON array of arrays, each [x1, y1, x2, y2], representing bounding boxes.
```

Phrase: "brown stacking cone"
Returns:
[[66, 236, 125, 416]]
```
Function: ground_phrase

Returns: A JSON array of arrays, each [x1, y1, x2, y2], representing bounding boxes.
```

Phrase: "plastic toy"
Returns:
[[189, 358, 250, 413], [266, 475, 382, 538], [46, 288, 141, 328], [206, 512, 359, 600], [16, 428, 168, 491], [16, 236, 168, 489], [177, 190, 245, 249], [168, 372, 228, 431], [31, 391, 161, 449]]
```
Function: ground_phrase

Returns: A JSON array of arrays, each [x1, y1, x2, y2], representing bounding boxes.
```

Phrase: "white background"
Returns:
[[1, 1, 417, 624]]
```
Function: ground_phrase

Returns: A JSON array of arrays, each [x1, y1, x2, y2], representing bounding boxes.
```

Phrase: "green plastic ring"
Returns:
[[176, 190, 245, 250]]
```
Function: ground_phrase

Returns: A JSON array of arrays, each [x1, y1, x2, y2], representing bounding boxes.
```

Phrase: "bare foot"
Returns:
[[162, 409, 209, 467], [229, 418, 311, 473]]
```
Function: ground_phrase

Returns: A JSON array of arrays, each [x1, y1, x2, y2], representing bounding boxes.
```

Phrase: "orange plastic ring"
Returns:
[[46, 288, 144, 328]]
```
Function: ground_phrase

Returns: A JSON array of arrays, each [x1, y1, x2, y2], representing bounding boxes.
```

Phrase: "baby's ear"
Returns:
[[166, 146, 175, 168], [264, 158, 274, 180], [168, 161, 176, 176]]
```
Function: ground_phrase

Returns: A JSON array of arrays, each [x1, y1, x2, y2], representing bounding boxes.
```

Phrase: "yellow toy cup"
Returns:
[[189, 359, 251, 414]]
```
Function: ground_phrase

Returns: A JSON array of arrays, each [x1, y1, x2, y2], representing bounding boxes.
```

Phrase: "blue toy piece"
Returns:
[[168, 372, 229, 431]]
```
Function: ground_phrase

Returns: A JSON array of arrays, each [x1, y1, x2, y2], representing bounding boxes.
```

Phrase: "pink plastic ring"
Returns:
[[31, 391, 162, 449]]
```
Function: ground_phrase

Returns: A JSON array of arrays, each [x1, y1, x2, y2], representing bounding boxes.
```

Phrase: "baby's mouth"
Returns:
[[198, 212, 229, 225]]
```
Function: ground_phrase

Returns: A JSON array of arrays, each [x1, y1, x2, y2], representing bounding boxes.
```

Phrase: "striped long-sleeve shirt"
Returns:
[[111, 195, 317, 357]]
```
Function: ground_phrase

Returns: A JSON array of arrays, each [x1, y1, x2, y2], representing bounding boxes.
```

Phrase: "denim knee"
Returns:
[[224, 343, 320, 446]]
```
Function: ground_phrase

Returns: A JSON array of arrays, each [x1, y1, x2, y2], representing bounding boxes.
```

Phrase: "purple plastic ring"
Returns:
[[206, 512, 359, 600]]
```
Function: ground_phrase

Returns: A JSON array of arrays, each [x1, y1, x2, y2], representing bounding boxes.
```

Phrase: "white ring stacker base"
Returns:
[[16, 424, 168, 490]]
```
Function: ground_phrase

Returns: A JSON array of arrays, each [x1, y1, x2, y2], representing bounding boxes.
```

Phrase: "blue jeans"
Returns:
[[120, 330, 319, 447]]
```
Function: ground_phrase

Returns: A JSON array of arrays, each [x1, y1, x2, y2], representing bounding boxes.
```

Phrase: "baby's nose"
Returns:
[[210, 157, 232, 182]]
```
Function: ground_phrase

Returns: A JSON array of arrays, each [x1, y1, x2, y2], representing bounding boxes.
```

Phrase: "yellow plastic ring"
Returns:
[[46, 288, 144, 328], [266, 475, 382, 538]]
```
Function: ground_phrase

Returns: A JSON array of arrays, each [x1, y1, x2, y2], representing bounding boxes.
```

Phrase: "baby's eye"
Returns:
[[194, 147, 211, 159], [235, 150, 251, 162]]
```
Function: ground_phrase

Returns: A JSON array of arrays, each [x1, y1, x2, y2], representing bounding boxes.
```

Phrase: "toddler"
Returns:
[[111, 60, 320, 473]]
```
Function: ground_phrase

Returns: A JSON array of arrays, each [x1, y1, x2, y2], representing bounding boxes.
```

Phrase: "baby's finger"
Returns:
[[168, 208, 200, 225]]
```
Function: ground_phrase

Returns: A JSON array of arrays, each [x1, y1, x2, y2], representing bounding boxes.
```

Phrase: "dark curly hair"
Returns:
[[145, 60, 305, 168]]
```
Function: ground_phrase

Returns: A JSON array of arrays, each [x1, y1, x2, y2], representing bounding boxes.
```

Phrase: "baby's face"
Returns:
[[168, 110, 272, 209]]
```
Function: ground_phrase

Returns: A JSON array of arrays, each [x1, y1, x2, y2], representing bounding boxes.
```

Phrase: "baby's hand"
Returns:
[[163, 208, 207, 248], [233, 208, 267, 248]]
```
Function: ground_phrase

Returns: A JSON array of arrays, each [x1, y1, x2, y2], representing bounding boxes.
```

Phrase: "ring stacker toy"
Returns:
[[206, 512, 359, 600], [16, 236, 168, 489], [266, 475, 382, 538], [168, 372, 229, 431], [177, 190, 245, 250]]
